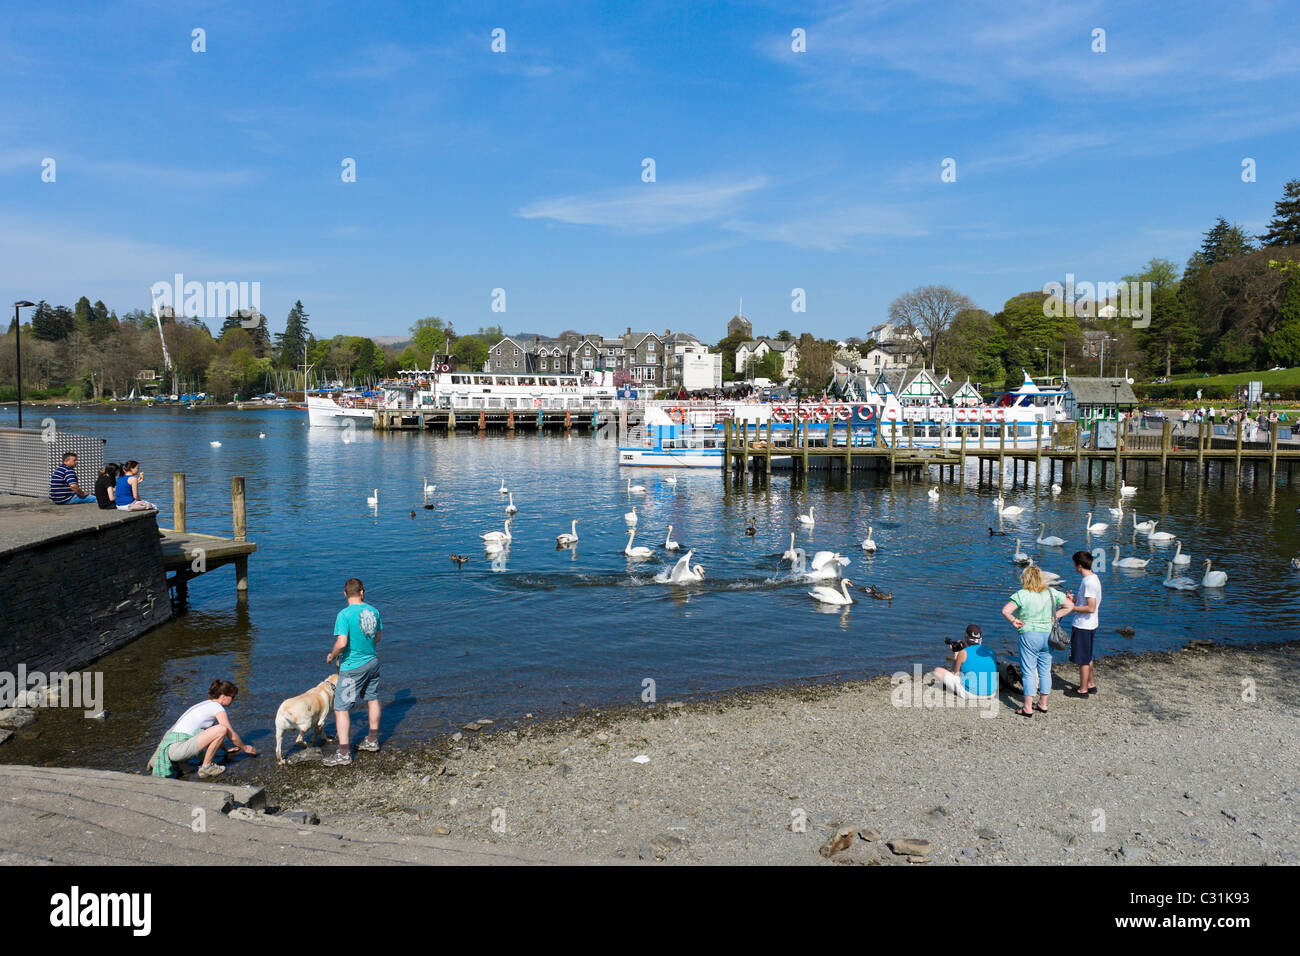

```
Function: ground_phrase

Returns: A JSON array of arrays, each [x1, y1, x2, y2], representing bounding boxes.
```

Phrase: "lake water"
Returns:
[[6, 403, 1300, 772]]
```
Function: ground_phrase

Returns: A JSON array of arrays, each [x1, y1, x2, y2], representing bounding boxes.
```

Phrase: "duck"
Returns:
[[450, 554, 470, 567], [782, 532, 799, 561], [1171, 539, 1191, 565], [1115, 626, 1136, 638], [365, 489, 379, 507], [664, 525, 680, 551], [866, 584, 893, 600], [666, 549, 705, 583], [1036, 523, 1066, 547], [1011, 539, 1030, 565], [1111, 544, 1149, 569], [1201, 559, 1228, 588], [556, 520, 579, 547], [861, 527, 877, 552], [624, 506, 638, 526], [744, 517, 757, 537], [995, 495, 1023, 517], [210, 441, 222, 448], [988, 527, 1010, 536], [1050, 483, 1062, 495], [1133, 514, 1155, 533], [1162, 562, 1198, 590], [1147, 521, 1175, 543], [624, 528, 653, 558], [808, 578, 854, 605], [927, 486, 940, 501], [626, 478, 647, 494], [1085, 512, 1109, 535], [505, 492, 517, 515], [423, 502, 435, 510], [481, 519, 513, 544], [798, 505, 815, 527], [409, 510, 416, 519]]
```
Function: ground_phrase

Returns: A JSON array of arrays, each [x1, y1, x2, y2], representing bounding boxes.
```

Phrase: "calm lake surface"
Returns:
[[6, 403, 1300, 772]]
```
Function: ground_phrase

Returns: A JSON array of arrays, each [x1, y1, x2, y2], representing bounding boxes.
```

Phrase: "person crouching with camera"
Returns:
[[931, 624, 999, 700]]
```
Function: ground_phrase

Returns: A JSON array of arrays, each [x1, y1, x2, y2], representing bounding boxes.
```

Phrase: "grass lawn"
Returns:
[[1165, 367, 1300, 389]]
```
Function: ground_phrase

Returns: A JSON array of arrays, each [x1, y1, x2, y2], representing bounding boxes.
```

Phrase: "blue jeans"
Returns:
[[55, 494, 96, 504], [1019, 630, 1053, 697]]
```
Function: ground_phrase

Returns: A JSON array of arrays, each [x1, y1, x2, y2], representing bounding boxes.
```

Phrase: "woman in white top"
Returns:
[[147, 679, 257, 779]]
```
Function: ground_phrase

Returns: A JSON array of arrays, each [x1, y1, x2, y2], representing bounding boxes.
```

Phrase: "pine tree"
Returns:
[[1198, 217, 1254, 266], [275, 300, 310, 368], [73, 296, 94, 335], [1260, 178, 1300, 247]]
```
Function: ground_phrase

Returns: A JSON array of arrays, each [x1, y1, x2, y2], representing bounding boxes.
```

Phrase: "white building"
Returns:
[[734, 337, 800, 380]]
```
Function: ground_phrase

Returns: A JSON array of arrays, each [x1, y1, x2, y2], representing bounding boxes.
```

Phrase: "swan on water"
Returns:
[[1111, 545, 1149, 569], [1120, 482, 1137, 496], [798, 505, 815, 527], [626, 478, 647, 494], [556, 520, 579, 546], [928, 487, 940, 500], [809, 578, 854, 606], [1147, 521, 1175, 543], [1036, 523, 1066, 547], [1133, 514, 1154, 533], [481, 519, 513, 544], [210, 441, 222, 447], [624, 506, 638, 526], [365, 489, 378, 507], [803, 562, 844, 582], [1107, 500, 1124, 517], [1201, 559, 1228, 588], [258, 432, 266, 439], [664, 475, 677, 486], [1051, 483, 1062, 495], [423, 477, 436, 496], [810, 550, 849, 571], [1171, 539, 1191, 565], [861, 527, 877, 552], [782, 532, 799, 561], [995, 495, 1024, 517], [505, 492, 517, 515], [1011, 539, 1030, 565], [498, 477, 509, 495], [624, 529, 653, 558], [664, 525, 680, 551], [665, 549, 705, 583], [1085, 512, 1109, 534], [1163, 562, 1198, 590]]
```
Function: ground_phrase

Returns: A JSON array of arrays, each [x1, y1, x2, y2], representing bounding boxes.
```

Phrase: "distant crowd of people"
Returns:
[[49, 452, 155, 511]]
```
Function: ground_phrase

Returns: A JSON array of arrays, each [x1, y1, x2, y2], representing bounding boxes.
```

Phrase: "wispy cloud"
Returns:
[[519, 176, 770, 231]]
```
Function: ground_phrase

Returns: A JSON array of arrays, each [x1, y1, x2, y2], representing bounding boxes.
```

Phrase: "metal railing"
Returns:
[[0, 427, 106, 498]]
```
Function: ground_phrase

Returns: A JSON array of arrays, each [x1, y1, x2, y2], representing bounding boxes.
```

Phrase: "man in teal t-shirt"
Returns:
[[324, 577, 383, 766]]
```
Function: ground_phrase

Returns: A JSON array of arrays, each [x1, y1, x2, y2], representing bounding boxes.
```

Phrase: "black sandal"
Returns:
[[1067, 689, 1090, 698], [1034, 703, 1048, 713], [1016, 708, 1034, 718]]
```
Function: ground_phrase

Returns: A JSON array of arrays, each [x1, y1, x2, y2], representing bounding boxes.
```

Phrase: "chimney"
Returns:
[[626, 327, 631, 336]]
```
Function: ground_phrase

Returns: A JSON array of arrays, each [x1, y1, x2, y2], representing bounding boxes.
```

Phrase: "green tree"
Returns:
[[410, 316, 450, 366], [1260, 178, 1300, 247], [452, 335, 489, 370], [935, 308, 1004, 383], [275, 300, 310, 368], [1195, 217, 1254, 268], [1268, 271, 1300, 365], [995, 291, 1082, 378], [73, 296, 93, 335]]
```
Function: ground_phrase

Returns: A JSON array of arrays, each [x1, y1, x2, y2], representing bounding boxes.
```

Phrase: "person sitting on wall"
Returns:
[[94, 462, 120, 510], [114, 460, 156, 511], [49, 452, 96, 504]]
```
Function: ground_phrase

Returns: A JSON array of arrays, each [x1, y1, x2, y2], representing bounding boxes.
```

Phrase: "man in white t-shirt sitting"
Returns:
[[1067, 551, 1103, 697]]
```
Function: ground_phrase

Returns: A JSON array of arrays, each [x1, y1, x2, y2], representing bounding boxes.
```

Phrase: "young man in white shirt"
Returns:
[[1067, 551, 1102, 697]]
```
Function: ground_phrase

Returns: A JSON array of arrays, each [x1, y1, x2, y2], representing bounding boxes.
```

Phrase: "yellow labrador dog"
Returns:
[[274, 674, 338, 764]]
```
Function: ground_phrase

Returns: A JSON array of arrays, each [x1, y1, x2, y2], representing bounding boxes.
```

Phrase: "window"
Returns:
[[585, 347, 591, 355], [514, 348, 520, 356], [513, 360, 519, 368]]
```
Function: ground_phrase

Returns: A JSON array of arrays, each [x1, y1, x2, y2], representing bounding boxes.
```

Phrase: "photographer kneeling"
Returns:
[[931, 624, 998, 699]]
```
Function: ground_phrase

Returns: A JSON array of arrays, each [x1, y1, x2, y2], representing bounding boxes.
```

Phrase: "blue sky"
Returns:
[[2, 0, 1297, 342]]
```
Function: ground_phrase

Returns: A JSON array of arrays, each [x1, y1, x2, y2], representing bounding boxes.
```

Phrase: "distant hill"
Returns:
[[372, 336, 412, 348]]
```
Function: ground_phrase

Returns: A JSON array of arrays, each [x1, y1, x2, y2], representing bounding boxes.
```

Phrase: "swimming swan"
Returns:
[[624, 528, 653, 558], [861, 527, 877, 552], [1036, 523, 1066, 547], [556, 520, 579, 546], [481, 520, 513, 544], [798, 505, 815, 527], [1162, 562, 1198, 590], [782, 532, 799, 561], [666, 549, 705, 582], [505, 492, 517, 515], [627, 478, 647, 494], [1011, 539, 1030, 565], [665, 525, 680, 551], [1201, 559, 1228, 588], [1086, 512, 1109, 534], [809, 578, 854, 605], [1147, 521, 1175, 543], [996, 495, 1024, 517], [1111, 545, 1149, 569]]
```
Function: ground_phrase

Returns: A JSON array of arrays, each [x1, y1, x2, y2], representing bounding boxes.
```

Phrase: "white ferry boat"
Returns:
[[306, 389, 379, 428], [379, 363, 620, 412]]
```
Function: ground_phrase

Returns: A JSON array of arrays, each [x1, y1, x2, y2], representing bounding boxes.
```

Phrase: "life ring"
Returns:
[[994, 407, 1006, 422], [772, 404, 791, 423], [836, 404, 852, 421], [854, 404, 874, 422], [813, 404, 831, 423], [533, 398, 542, 409], [670, 407, 687, 423], [795, 405, 813, 422]]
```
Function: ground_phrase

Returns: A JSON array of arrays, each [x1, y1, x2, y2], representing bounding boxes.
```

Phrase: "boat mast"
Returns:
[[149, 291, 178, 398]]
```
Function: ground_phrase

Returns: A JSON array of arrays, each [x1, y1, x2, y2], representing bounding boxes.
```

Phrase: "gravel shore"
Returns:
[[261, 641, 1300, 865]]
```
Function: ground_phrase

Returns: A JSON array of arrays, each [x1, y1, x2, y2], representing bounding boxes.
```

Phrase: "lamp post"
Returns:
[[12, 301, 35, 428]]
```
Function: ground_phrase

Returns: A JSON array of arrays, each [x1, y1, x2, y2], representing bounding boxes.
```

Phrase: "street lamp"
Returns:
[[12, 301, 35, 428]]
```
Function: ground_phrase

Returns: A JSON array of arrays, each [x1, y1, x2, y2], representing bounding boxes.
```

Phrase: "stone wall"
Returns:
[[0, 511, 172, 674]]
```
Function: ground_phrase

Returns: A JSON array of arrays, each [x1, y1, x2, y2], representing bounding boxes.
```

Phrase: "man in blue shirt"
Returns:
[[323, 577, 383, 766], [49, 453, 96, 504]]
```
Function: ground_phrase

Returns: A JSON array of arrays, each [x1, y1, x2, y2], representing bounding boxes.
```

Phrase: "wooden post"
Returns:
[[724, 420, 732, 473], [908, 420, 914, 449], [1271, 420, 1279, 478], [1114, 423, 1122, 491], [507, 408, 516, 431], [478, 410, 486, 432], [1197, 419, 1204, 465], [1160, 419, 1171, 476], [959, 431, 967, 473], [998, 423, 1005, 489], [173, 473, 186, 533], [231, 476, 248, 592], [1235, 418, 1243, 480], [447, 408, 456, 431], [1034, 422, 1043, 490]]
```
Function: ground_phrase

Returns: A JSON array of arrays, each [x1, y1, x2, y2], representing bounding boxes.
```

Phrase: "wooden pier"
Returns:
[[374, 407, 607, 432], [160, 474, 257, 603], [724, 417, 1300, 489]]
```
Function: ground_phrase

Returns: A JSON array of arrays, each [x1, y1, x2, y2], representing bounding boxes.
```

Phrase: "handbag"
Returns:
[[1047, 592, 1071, 650]]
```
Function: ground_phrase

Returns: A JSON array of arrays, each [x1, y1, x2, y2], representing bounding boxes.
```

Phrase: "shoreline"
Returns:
[[255, 639, 1300, 864]]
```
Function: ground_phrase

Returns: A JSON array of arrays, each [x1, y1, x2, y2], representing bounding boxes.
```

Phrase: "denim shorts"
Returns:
[[336, 658, 380, 710]]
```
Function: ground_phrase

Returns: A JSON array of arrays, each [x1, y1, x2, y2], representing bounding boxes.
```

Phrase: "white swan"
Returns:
[[624, 506, 638, 526], [1107, 500, 1124, 517], [810, 550, 849, 571], [1163, 562, 1198, 590], [1011, 539, 1030, 565], [210, 441, 222, 447], [258, 432, 266, 439], [365, 489, 378, 507], [626, 478, 647, 494], [782, 532, 799, 561], [1171, 539, 1191, 565], [1120, 482, 1137, 496], [861, 527, 877, 552], [928, 486, 940, 500], [423, 477, 436, 496], [505, 492, 517, 515], [1036, 523, 1066, 547], [1201, 559, 1228, 588], [624, 529, 653, 558], [798, 505, 815, 527], [996, 495, 1024, 517], [666, 549, 705, 582], [1085, 512, 1109, 534], [1147, 521, 1175, 543], [663, 475, 677, 486], [664, 525, 680, 552], [1133, 514, 1155, 533], [1051, 483, 1062, 495], [808, 578, 854, 605], [481, 519, 512, 544], [803, 561, 844, 582], [556, 520, 578, 546], [498, 477, 509, 495], [1111, 544, 1149, 569]]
